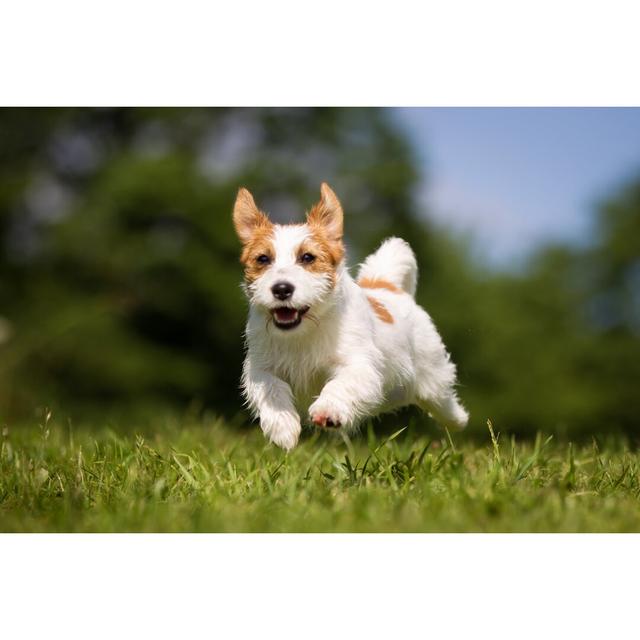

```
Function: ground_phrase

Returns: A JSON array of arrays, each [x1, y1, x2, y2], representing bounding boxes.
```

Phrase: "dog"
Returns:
[[233, 183, 469, 450]]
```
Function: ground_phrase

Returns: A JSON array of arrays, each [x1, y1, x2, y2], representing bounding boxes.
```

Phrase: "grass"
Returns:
[[1, 413, 640, 532]]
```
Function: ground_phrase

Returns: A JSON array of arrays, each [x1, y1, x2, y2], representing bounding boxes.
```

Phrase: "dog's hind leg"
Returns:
[[411, 315, 469, 430], [416, 389, 469, 431], [408, 304, 469, 431]]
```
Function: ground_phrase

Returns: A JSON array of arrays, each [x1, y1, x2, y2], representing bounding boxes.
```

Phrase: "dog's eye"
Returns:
[[300, 253, 316, 264], [255, 254, 271, 265]]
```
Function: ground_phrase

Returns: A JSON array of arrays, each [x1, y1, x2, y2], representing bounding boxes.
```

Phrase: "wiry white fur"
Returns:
[[241, 226, 468, 450]]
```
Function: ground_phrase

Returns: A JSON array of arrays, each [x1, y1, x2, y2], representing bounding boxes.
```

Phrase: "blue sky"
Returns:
[[394, 108, 640, 268]]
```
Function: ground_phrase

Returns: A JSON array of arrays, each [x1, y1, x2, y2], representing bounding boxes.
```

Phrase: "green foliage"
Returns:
[[0, 107, 639, 437], [0, 108, 419, 419], [1, 416, 639, 532]]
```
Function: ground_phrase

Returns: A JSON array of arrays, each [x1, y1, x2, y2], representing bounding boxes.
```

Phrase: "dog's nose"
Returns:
[[271, 281, 295, 300]]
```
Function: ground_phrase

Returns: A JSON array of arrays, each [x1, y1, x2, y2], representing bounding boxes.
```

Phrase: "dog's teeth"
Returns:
[[274, 309, 299, 324]]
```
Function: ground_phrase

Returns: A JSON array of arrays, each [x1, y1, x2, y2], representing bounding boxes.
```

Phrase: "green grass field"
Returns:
[[1, 414, 639, 532]]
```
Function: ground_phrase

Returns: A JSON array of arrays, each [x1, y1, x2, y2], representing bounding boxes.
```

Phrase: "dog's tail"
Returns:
[[356, 237, 418, 297]]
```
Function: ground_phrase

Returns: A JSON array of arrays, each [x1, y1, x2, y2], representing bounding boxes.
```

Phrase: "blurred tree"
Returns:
[[577, 179, 640, 433], [0, 108, 422, 421]]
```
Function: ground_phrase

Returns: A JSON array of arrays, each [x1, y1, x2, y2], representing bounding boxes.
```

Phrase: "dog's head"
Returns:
[[233, 183, 345, 332]]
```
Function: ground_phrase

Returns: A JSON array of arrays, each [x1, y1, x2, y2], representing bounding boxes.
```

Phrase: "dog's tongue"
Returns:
[[274, 308, 297, 323]]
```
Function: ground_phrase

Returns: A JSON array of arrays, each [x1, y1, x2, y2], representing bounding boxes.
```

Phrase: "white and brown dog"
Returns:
[[233, 183, 468, 450]]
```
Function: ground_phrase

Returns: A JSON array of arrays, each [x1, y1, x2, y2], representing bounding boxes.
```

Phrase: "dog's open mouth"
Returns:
[[271, 306, 310, 330]]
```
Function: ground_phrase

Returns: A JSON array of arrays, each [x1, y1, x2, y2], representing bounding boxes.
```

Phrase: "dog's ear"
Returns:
[[307, 183, 343, 242], [233, 188, 271, 244]]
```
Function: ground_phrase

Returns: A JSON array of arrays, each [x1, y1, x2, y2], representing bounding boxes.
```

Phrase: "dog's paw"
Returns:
[[308, 395, 351, 430], [260, 410, 301, 451]]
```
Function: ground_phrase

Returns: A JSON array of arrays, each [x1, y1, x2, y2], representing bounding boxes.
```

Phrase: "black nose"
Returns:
[[271, 281, 294, 300]]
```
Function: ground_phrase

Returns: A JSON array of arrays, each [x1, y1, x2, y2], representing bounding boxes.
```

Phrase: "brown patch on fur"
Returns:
[[358, 277, 402, 294], [240, 226, 275, 283], [305, 183, 344, 279], [298, 225, 344, 287], [307, 183, 343, 240], [366, 296, 394, 323], [232, 188, 276, 283], [233, 188, 272, 245]]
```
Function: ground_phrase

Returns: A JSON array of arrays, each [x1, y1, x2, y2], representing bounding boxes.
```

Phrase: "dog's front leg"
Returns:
[[308, 361, 383, 431], [242, 359, 301, 451]]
